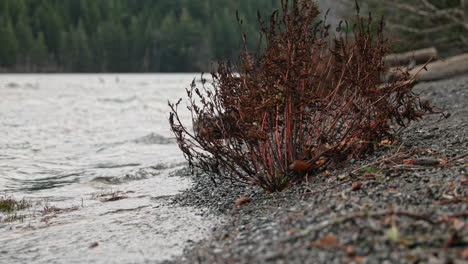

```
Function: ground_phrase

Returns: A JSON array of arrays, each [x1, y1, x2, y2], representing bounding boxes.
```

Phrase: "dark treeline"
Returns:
[[0, 0, 279, 72]]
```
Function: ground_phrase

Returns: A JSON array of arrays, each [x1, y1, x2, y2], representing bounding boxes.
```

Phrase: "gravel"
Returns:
[[167, 76, 468, 264]]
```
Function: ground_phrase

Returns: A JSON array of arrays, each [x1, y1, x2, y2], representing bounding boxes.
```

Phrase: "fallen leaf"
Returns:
[[380, 139, 392, 145], [350, 256, 366, 263], [403, 159, 414, 165], [322, 170, 331, 177], [452, 218, 464, 231], [380, 215, 393, 224], [315, 159, 326, 165], [386, 224, 400, 242], [363, 172, 377, 178], [338, 174, 348, 180], [287, 228, 296, 234], [345, 246, 356, 256], [234, 196, 251, 206], [352, 182, 363, 191], [438, 158, 448, 166], [310, 234, 339, 248], [288, 211, 303, 217], [89, 242, 99, 249], [289, 160, 311, 172], [387, 187, 397, 191], [460, 248, 468, 259]]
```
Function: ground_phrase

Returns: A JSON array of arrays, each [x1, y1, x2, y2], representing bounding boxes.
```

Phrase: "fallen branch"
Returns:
[[384, 47, 438, 67], [386, 53, 468, 82], [409, 53, 468, 82]]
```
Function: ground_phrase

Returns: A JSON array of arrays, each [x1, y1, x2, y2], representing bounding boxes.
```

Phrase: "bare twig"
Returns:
[[282, 209, 467, 242]]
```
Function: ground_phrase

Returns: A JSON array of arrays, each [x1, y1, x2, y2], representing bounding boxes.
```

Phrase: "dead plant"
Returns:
[[169, 0, 442, 192]]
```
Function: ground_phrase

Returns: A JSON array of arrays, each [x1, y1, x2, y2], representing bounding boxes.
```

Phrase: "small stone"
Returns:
[[413, 158, 440, 166]]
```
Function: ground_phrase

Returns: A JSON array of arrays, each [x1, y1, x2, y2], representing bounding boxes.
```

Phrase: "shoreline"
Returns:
[[168, 76, 468, 263]]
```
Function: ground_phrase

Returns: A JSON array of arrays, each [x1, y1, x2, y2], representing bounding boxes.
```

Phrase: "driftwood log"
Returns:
[[385, 53, 468, 82], [384, 47, 438, 67], [410, 53, 468, 82]]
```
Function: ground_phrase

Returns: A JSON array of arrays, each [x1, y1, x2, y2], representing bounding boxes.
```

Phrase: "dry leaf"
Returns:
[[438, 158, 448, 166], [460, 248, 468, 259], [386, 224, 400, 242], [403, 159, 414, 165], [452, 218, 464, 231], [338, 174, 348, 180], [89, 242, 99, 249], [387, 187, 397, 191], [287, 228, 296, 234], [352, 182, 363, 191], [310, 234, 339, 248], [351, 256, 366, 263], [380, 215, 393, 224], [380, 139, 391, 144], [345, 246, 356, 256], [363, 172, 377, 178], [322, 170, 331, 177], [289, 160, 311, 172], [234, 196, 251, 206], [315, 159, 326, 165]]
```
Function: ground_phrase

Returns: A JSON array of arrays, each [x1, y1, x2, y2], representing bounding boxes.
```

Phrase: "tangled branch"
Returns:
[[169, 0, 441, 192]]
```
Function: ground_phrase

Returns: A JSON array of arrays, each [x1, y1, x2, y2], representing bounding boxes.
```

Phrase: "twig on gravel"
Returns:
[[351, 144, 405, 174], [282, 209, 467, 243], [440, 211, 468, 220], [448, 152, 468, 162], [392, 164, 439, 170]]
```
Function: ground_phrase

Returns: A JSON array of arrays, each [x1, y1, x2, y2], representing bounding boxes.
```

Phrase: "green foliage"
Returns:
[[0, 0, 279, 72], [15, 19, 35, 61], [0, 19, 18, 67], [30, 32, 48, 66]]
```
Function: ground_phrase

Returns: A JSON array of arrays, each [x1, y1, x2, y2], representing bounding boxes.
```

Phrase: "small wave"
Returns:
[[97, 96, 137, 104], [132, 133, 174, 145], [10, 172, 82, 192], [90, 168, 156, 184], [94, 163, 141, 169], [89, 163, 185, 185], [90, 176, 122, 184], [4, 82, 38, 89], [95, 133, 174, 152]]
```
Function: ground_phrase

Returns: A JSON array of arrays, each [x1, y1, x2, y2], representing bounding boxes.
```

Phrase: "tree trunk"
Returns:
[[410, 53, 468, 82], [384, 47, 438, 67]]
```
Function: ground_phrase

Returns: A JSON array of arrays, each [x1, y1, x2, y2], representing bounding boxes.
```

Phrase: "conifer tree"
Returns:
[[30, 32, 48, 67], [0, 19, 18, 67]]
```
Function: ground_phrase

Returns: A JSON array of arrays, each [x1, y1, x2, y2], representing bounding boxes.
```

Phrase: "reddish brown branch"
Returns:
[[169, 0, 442, 192]]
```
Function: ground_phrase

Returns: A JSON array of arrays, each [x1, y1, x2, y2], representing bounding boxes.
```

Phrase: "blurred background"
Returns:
[[0, 0, 466, 73]]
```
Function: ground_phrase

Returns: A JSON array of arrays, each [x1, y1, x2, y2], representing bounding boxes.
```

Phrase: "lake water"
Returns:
[[0, 74, 217, 263]]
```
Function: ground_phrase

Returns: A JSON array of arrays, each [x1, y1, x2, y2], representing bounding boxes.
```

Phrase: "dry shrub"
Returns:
[[169, 0, 441, 192]]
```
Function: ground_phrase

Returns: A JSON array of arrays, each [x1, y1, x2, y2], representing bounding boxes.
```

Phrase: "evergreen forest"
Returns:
[[0, 0, 279, 72]]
